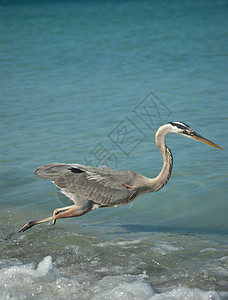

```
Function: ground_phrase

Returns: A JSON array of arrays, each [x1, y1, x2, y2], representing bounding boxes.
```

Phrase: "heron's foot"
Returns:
[[4, 231, 17, 240], [18, 221, 37, 233]]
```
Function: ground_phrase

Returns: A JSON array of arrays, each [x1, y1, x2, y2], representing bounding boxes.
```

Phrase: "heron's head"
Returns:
[[168, 121, 222, 150]]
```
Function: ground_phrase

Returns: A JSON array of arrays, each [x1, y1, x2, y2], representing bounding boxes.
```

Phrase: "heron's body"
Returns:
[[36, 163, 146, 206], [19, 122, 222, 232]]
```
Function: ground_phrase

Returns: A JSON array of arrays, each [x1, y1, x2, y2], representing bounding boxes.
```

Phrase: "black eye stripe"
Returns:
[[169, 122, 191, 131]]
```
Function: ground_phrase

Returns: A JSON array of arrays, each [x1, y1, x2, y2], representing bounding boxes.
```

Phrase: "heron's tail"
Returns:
[[34, 163, 70, 180]]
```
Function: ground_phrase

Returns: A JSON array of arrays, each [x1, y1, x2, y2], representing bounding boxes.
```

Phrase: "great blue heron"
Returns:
[[19, 122, 222, 232]]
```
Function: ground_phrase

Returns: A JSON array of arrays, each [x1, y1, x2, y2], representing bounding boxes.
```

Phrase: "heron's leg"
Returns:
[[53, 205, 93, 221], [51, 205, 76, 225], [19, 203, 96, 233], [18, 205, 76, 233], [18, 215, 55, 232]]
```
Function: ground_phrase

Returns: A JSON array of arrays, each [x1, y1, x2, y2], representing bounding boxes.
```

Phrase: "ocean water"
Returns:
[[1, 0, 228, 299]]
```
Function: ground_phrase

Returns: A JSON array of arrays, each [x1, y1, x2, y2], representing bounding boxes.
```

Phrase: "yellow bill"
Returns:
[[191, 132, 223, 150]]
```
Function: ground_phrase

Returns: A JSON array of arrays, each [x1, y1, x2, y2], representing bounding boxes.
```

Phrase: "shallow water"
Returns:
[[1, 0, 228, 299], [1, 227, 228, 299]]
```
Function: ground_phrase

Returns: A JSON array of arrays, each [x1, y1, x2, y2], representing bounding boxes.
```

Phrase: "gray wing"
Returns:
[[34, 163, 144, 206]]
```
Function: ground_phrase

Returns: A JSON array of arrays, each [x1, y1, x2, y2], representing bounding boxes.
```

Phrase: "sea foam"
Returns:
[[0, 256, 227, 300]]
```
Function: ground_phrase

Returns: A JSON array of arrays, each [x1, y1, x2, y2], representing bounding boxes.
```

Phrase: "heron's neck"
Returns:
[[149, 128, 173, 192]]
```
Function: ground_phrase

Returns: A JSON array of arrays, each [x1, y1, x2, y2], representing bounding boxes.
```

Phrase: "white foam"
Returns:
[[153, 242, 183, 255], [148, 286, 227, 300], [200, 248, 223, 253], [0, 256, 61, 299], [91, 280, 228, 300], [91, 275, 155, 300], [1, 256, 59, 280], [92, 281, 156, 300], [0, 256, 228, 300], [94, 239, 142, 247]]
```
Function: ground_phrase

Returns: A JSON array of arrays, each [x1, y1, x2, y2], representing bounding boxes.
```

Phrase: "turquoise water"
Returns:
[[1, 1, 228, 299]]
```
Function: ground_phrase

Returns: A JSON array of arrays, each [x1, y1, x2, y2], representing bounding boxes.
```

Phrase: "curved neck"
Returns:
[[149, 125, 173, 192]]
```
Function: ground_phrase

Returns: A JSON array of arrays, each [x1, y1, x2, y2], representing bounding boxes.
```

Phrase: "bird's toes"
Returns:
[[18, 221, 36, 233]]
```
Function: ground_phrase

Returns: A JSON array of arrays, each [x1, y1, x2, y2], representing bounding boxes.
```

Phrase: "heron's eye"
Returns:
[[182, 130, 189, 135]]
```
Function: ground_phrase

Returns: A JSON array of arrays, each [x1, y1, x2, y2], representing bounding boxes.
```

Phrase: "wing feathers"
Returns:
[[35, 163, 70, 180], [35, 163, 137, 206], [69, 167, 84, 174]]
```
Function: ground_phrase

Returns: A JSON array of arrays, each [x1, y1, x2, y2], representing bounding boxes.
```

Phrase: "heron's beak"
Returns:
[[191, 132, 223, 150]]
